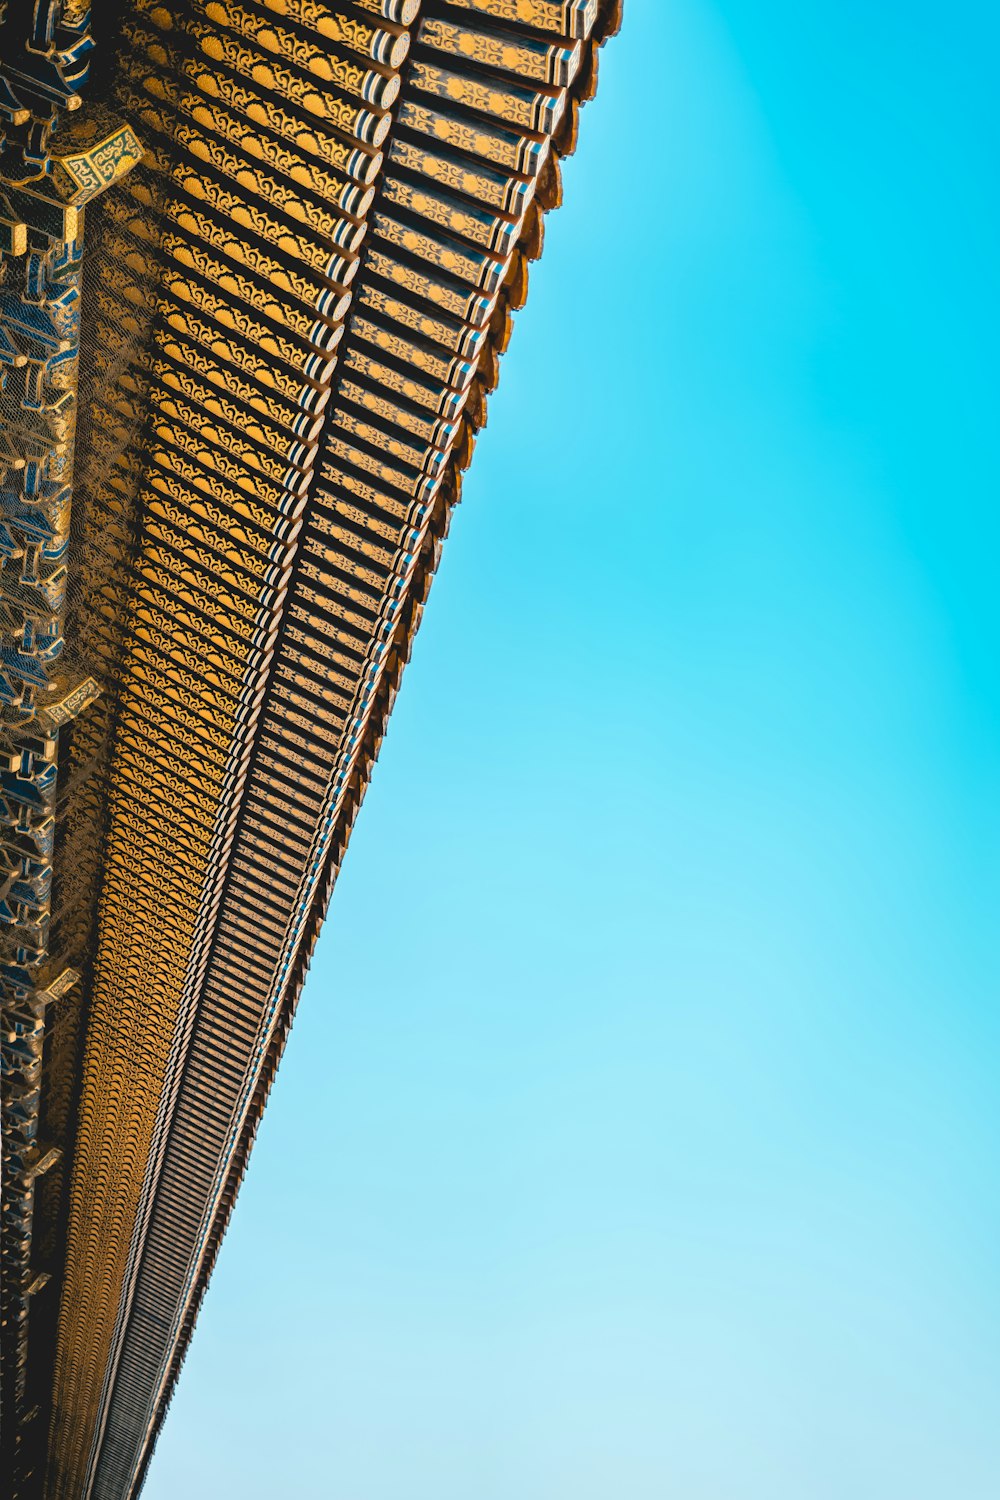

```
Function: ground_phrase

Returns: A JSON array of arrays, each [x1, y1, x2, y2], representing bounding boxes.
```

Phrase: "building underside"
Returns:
[[0, 2, 617, 1495]]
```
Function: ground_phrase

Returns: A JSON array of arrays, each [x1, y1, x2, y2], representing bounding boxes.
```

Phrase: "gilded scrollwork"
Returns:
[[0, 5, 141, 1473], [420, 16, 580, 88]]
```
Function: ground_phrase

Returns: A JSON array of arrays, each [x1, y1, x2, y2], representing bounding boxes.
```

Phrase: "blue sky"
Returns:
[[144, 4, 1000, 1496]]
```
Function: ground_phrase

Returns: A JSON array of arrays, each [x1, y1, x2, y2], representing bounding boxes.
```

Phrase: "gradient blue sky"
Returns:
[[144, 4, 1000, 1496]]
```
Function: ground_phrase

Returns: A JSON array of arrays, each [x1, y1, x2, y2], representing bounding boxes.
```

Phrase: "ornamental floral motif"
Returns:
[[420, 17, 578, 88]]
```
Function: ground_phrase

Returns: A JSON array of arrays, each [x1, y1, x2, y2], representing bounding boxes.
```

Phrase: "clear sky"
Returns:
[[143, 4, 1000, 1497]]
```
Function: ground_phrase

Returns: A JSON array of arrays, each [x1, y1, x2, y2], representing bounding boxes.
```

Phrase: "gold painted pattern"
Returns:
[[217, 0, 410, 65], [436, 0, 597, 38], [410, 58, 564, 134], [419, 16, 580, 86]]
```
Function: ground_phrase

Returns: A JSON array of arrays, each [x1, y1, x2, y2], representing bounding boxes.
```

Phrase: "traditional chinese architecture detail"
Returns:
[[0, 3, 618, 1496], [0, 8, 141, 1490]]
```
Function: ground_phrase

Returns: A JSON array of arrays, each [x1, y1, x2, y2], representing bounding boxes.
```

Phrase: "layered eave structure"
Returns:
[[0, 3, 618, 1497]]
